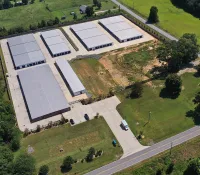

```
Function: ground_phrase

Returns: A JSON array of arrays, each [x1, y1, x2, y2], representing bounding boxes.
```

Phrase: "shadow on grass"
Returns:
[[159, 88, 180, 99], [186, 110, 200, 125], [193, 72, 200, 78], [60, 166, 72, 173]]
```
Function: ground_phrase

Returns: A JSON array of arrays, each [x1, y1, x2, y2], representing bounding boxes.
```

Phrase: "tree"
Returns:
[[148, 6, 159, 23], [165, 74, 182, 96], [62, 156, 74, 171], [193, 92, 200, 105], [41, 20, 46, 27], [166, 162, 174, 174], [86, 147, 95, 162], [130, 82, 143, 98], [39, 165, 49, 175], [10, 134, 20, 151], [93, 0, 98, 6], [54, 17, 60, 25], [185, 158, 200, 175], [197, 65, 200, 75], [0, 146, 14, 175], [73, 13, 77, 20], [85, 6, 94, 17], [13, 154, 36, 175], [3, 0, 11, 9], [97, 1, 102, 9], [22, 0, 28, 5]]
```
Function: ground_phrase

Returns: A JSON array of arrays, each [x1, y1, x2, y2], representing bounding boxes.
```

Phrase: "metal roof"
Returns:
[[13, 51, 45, 67], [18, 64, 69, 120], [99, 16, 124, 25], [49, 43, 70, 55], [70, 22, 96, 32], [56, 58, 85, 94], [99, 15, 143, 41], [41, 30, 60, 39], [114, 28, 143, 40], [41, 30, 71, 55], [76, 28, 104, 40], [83, 35, 113, 48], [7, 34, 35, 47]]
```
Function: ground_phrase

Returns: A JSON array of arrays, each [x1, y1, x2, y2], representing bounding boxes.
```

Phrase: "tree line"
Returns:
[[171, 0, 200, 17]]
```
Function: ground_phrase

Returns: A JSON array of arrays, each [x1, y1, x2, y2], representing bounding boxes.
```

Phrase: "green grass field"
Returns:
[[70, 59, 116, 97], [117, 136, 200, 175], [18, 118, 122, 175], [0, 0, 116, 29], [117, 73, 199, 145], [120, 0, 200, 43]]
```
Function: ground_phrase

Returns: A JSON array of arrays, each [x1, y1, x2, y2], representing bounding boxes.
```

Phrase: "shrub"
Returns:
[[39, 165, 49, 175]]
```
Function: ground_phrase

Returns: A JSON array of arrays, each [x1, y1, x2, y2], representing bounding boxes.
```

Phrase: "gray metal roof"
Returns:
[[99, 16, 124, 25], [7, 34, 35, 47], [76, 28, 104, 40], [70, 22, 96, 32], [13, 51, 45, 67], [83, 35, 113, 49], [41, 30, 60, 39], [56, 59, 85, 94], [49, 43, 70, 55], [99, 15, 143, 41], [18, 64, 69, 120], [41, 30, 71, 55]]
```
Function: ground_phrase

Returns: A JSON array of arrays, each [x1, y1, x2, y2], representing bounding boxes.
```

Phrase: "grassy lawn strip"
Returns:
[[116, 136, 200, 175], [0, 0, 116, 29], [117, 73, 199, 145], [120, 0, 200, 43], [70, 58, 116, 97], [18, 117, 123, 175]]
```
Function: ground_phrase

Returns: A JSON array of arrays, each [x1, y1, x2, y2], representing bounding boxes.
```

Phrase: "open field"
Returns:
[[120, 0, 200, 43], [117, 136, 200, 175], [99, 41, 158, 86], [17, 117, 123, 175], [70, 58, 116, 97], [117, 73, 199, 145], [0, 0, 115, 29]]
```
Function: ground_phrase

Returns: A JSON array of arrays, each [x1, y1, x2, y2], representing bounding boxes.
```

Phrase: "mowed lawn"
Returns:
[[120, 0, 200, 42], [18, 118, 123, 175], [70, 59, 116, 97], [117, 136, 200, 175], [117, 73, 199, 145], [0, 0, 115, 29]]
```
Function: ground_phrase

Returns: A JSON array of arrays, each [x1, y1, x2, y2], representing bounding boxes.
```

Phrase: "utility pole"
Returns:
[[170, 142, 173, 156]]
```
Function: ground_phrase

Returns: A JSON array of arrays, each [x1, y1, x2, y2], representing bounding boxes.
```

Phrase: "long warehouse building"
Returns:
[[70, 21, 113, 51], [18, 64, 70, 122], [99, 16, 143, 43], [7, 34, 45, 69], [41, 30, 71, 57], [56, 59, 86, 96]]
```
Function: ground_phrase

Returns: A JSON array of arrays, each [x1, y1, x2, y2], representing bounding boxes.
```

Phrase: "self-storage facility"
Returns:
[[56, 58, 86, 96], [7, 34, 45, 69], [70, 21, 113, 51], [40, 30, 71, 57], [99, 16, 143, 43], [18, 64, 70, 122]]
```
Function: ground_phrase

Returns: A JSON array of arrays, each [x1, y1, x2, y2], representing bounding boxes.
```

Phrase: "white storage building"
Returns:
[[70, 21, 113, 51], [41, 30, 71, 57], [7, 34, 46, 69], [18, 64, 70, 122], [56, 58, 86, 96], [99, 16, 143, 43]]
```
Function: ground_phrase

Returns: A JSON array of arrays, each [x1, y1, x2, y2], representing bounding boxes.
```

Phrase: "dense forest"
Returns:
[[171, 0, 200, 17]]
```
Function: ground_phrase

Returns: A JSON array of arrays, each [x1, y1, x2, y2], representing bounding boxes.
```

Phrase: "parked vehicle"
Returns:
[[121, 120, 129, 131], [70, 119, 75, 125], [84, 114, 90, 121]]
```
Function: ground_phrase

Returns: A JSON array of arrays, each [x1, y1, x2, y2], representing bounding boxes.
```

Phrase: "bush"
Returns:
[[86, 147, 95, 162], [23, 128, 30, 137], [36, 125, 41, 132], [62, 156, 74, 171], [196, 65, 200, 75], [39, 165, 49, 175]]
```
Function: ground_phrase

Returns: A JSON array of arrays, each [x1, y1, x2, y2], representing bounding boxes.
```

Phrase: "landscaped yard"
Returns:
[[117, 73, 199, 145], [0, 0, 116, 29], [120, 0, 200, 43], [117, 136, 200, 175], [70, 58, 117, 97], [17, 117, 123, 175]]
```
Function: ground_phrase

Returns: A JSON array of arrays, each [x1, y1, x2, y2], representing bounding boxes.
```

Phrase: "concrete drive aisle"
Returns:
[[89, 96, 147, 158], [85, 126, 200, 175]]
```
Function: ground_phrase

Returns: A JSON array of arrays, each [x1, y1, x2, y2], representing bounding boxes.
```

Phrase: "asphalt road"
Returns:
[[111, 0, 178, 41], [85, 126, 200, 175]]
